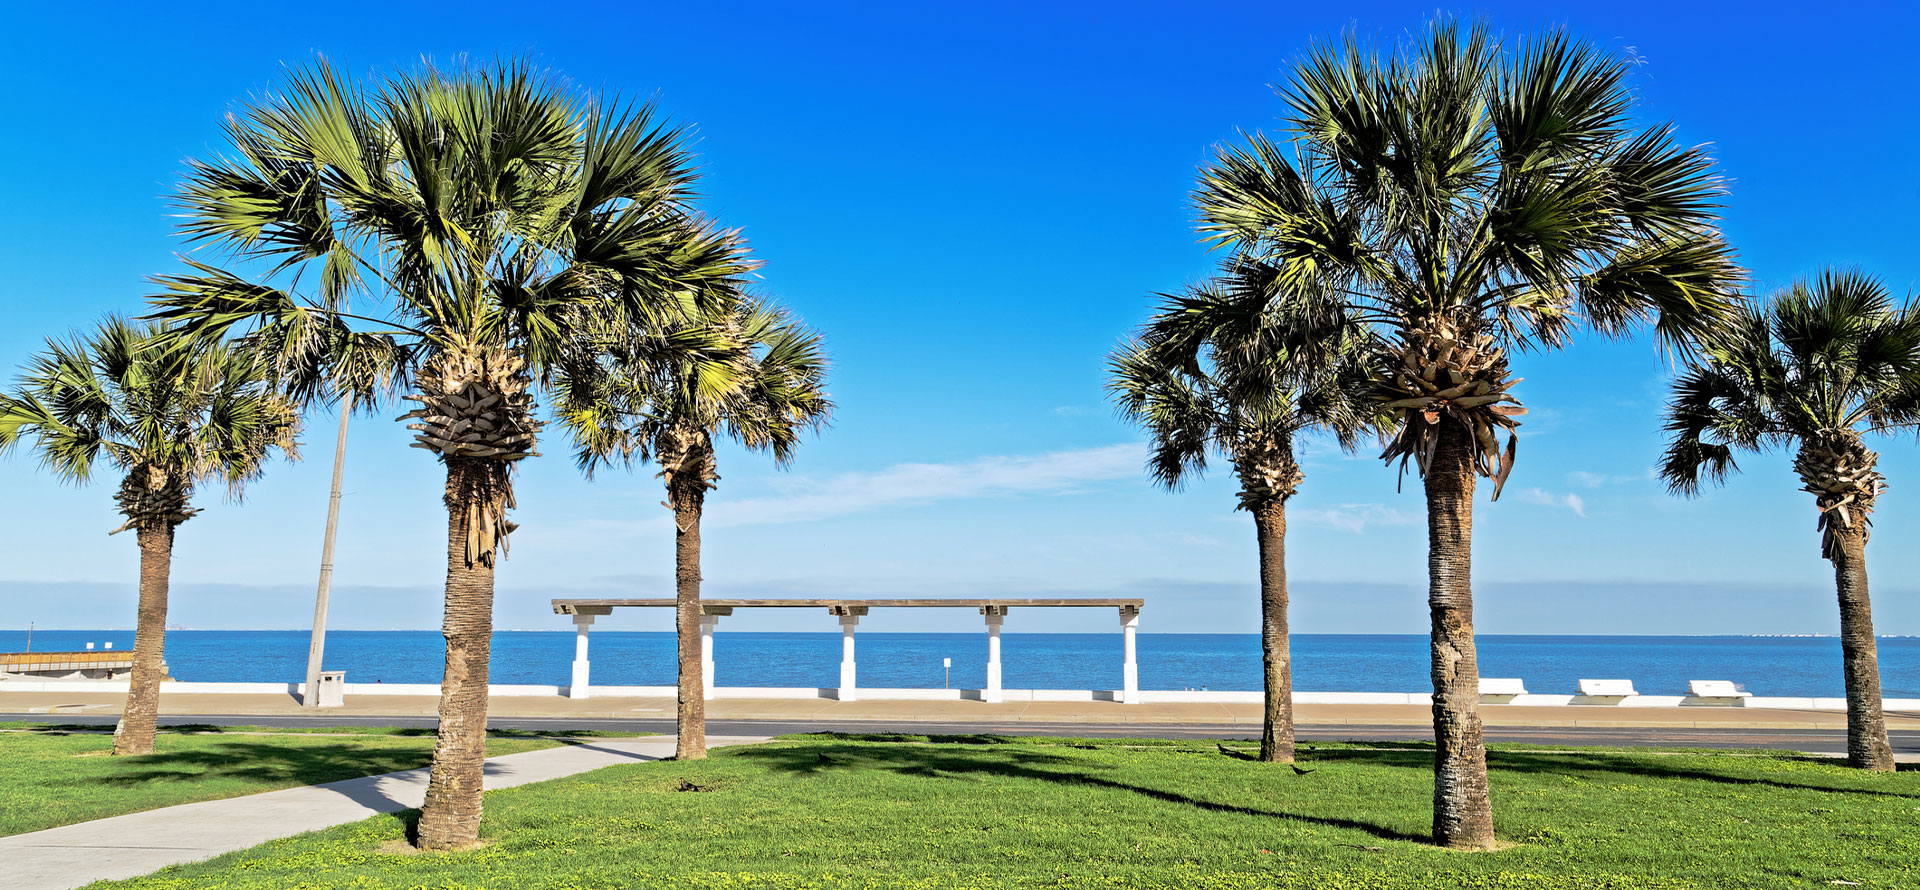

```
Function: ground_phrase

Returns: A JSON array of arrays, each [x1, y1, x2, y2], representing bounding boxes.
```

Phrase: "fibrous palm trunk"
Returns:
[[1424, 419, 1495, 849], [404, 342, 535, 850], [112, 524, 174, 756], [417, 456, 501, 850], [1830, 525, 1894, 771], [672, 477, 708, 761], [1796, 433, 1894, 772], [1252, 499, 1293, 763]]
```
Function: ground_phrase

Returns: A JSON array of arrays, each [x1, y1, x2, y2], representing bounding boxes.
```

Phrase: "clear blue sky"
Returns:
[[2, 1, 1917, 636]]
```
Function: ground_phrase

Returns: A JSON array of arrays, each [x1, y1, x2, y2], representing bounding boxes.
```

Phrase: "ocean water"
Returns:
[[4, 629, 1916, 698]]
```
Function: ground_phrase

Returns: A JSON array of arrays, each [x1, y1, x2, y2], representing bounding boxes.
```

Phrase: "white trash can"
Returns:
[[314, 671, 347, 708]]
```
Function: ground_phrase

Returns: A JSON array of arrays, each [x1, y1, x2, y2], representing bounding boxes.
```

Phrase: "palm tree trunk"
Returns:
[[1253, 499, 1293, 763], [1829, 524, 1894, 770], [417, 457, 498, 850], [303, 400, 351, 707], [112, 524, 174, 757], [674, 481, 708, 760], [1424, 420, 1495, 849]]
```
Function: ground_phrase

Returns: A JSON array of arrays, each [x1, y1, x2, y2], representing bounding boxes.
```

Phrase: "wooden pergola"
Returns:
[[551, 598, 1145, 703]]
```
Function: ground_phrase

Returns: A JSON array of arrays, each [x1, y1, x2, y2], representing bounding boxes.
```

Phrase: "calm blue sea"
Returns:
[[4, 630, 1916, 697]]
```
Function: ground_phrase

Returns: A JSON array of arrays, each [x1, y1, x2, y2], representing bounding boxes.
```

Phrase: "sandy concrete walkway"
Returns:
[[5, 689, 1917, 730], [0, 734, 766, 890]]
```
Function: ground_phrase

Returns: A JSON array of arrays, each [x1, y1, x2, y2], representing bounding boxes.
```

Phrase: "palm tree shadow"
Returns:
[[1302, 742, 1920, 798], [82, 737, 626, 848], [84, 741, 430, 789], [1482, 750, 1920, 799], [81, 733, 595, 791], [733, 743, 1427, 844]]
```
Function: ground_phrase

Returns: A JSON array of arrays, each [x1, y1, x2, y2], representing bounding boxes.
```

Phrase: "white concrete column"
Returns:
[[699, 613, 721, 698], [568, 613, 595, 699], [1120, 605, 1141, 705], [984, 608, 1005, 704], [837, 612, 861, 701]]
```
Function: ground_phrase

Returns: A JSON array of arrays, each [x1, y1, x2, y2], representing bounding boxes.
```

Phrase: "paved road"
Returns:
[[9, 712, 1916, 754]]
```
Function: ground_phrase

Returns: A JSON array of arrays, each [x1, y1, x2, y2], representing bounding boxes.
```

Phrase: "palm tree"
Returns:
[[554, 296, 831, 759], [1191, 20, 1745, 847], [148, 61, 753, 848], [1, 318, 296, 756], [1662, 270, 1918, 771], [1109, 258, 1377, 763]]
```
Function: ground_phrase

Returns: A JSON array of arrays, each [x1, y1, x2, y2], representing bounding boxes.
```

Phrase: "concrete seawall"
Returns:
[[1, 677, 1913, 713]]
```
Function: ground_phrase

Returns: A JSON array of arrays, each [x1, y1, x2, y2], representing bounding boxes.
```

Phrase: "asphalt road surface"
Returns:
[[6, 712, 1915, 754]]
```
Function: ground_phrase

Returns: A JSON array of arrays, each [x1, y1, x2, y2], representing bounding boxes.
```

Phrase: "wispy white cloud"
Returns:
[[1567, 468, 1657, 488], [1520, 487, 1586, 517], [1291, 503, 1418, 533], [707, 443, 1144, 527], [1296, 436, 1383, 464]]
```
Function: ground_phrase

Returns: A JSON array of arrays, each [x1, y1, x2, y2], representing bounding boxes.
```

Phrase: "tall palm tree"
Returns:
[[555, 296, 831, 760], [148, 61, 753, 849], [1, 318, 297, 756], [1109, 258, 1377, 763], [1191, 20, 1744, 847], [1662, 270, 1919, 771]]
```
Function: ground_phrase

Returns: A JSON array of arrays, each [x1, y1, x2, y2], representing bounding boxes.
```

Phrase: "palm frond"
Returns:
[[152, 58, 759, 445], [4, 318, 300, 520], [1195, 17, 1747, 493], [1661, 269, 1920, 498], [1110, 256, 1386, 501]]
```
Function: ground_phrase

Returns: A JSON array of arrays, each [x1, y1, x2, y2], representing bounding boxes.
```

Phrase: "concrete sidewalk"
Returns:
[[0, 734, 767, 890], [5, 689, 1918, 730]]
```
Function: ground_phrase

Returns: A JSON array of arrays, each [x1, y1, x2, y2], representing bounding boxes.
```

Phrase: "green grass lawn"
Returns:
[[0, 723, 567, 837], [84, 733, 1919, 890]]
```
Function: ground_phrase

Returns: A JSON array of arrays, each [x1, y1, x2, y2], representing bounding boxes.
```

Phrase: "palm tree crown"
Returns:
[[150, 59, 754, 564], [1662, 270, 1920, 554], [556, 295, 832, 491], [1109, 258, 1378, 511], [1195, 20, 1745, 491], [4, 317, 297, 526]]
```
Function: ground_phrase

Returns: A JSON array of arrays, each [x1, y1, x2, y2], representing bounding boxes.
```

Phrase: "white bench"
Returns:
[[1686, 680, 1752, 701], [1577, 679, 1636, 698], [1479, 678, 1527, 702]]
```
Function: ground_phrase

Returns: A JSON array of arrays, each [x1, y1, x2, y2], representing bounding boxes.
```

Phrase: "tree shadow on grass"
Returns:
[[326, 727, 607, 742], [6, 722, 606, 743], [79, 741, 434, 788], [1480, 749, 1920, 799], [87, 734, 642, 783], [787, 731, 1019, 746], [732, 742, 1428, 845], [1299, 741, 1920, 799]]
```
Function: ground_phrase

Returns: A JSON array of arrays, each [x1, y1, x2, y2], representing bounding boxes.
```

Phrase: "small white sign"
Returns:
[[943, 658, 951, 667]]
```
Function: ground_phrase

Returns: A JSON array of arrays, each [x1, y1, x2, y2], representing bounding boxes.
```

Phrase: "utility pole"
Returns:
[[302, 399, 352, 707], [25, 622, 32, 653]]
